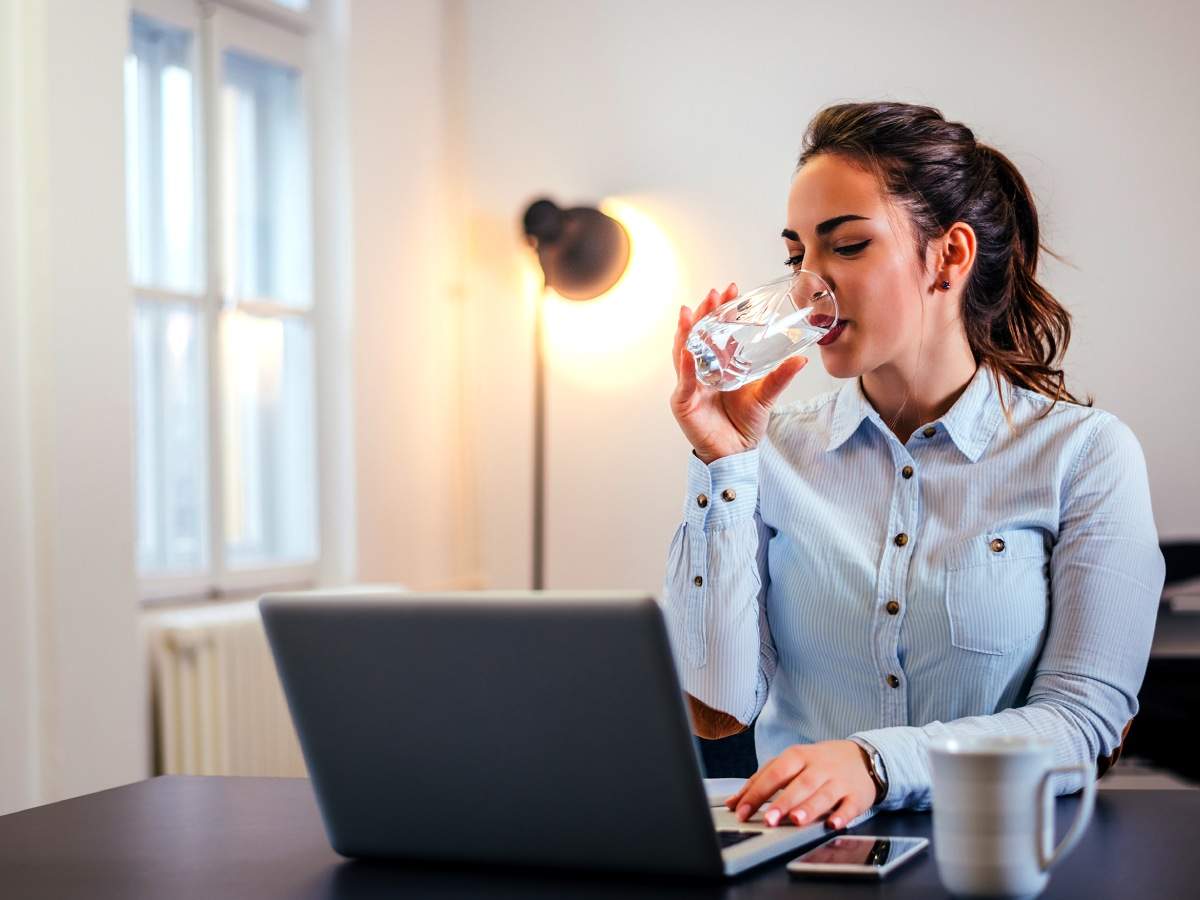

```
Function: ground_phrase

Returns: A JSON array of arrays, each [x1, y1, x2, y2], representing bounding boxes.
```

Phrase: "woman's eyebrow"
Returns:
[[781, 214, 870, 242]]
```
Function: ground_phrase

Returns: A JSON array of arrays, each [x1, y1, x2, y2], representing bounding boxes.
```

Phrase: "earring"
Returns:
[[940, 280, 950, 290]]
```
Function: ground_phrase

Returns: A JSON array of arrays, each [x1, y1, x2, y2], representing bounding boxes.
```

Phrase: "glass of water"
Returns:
[[686, 269, 839, 391]]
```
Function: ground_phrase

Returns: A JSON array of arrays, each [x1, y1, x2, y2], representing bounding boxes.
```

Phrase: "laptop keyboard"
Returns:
[[717, 829, 762, 848]]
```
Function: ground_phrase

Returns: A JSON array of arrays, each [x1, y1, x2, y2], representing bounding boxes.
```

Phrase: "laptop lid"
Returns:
[[259, 589, 727, 877]]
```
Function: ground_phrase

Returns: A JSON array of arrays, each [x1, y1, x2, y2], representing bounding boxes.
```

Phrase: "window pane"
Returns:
[[125, 14, 203, 294], [134, 301, 210, 574], [221, 50, 311, 308], [220, 312, 317, 568]]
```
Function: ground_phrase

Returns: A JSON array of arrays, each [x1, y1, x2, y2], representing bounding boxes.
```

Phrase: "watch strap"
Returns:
[[850, 737, 888, 806]]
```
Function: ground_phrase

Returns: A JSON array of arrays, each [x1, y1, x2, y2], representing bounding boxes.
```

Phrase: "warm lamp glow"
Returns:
[[528, 197, 681, 390]]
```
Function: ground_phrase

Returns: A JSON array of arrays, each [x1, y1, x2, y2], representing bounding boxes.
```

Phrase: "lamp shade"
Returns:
[[521, 198, 631, 301]]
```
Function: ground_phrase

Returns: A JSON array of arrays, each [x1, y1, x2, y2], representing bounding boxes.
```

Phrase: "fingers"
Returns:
[[676, 282, 734, 377], [729, 750, 805, 822], [672, 305, 689, 377], [676, 344, 698, 403], [725, 742, 865, 830], [768, 778, 840, 829], [675, 286, 719, 377], [700, 283, 738, 319], [674, 283, 737, 387], [825, 795, 858, 831], [753, 355, 808, 408], [724, 756, 764, 810], [761, 769, 825, 826]]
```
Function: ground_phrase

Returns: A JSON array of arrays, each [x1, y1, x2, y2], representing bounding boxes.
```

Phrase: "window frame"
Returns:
[[130, 0, 323, 604]]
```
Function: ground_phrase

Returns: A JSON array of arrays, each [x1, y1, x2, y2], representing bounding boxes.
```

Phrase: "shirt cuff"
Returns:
[[684, 447, 760, 531], [847, 725, 944, 812]]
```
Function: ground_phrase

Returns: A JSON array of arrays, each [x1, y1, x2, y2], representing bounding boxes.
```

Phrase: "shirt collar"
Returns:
[[825, 364, 1007, 462]]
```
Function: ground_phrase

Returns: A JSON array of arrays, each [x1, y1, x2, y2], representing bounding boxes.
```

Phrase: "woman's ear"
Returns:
[[939, 221, 977, 285]]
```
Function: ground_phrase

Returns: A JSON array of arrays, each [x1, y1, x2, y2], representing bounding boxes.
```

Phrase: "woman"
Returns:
[[663, 101, 1165, 832]]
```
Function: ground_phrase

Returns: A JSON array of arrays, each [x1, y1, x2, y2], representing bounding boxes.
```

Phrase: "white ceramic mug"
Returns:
[[928, 734, 1096, 898]]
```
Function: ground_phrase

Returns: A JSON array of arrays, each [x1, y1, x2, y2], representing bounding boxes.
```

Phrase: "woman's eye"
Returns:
[[783, 240, 870, 268], [837, 240, 870, 256]]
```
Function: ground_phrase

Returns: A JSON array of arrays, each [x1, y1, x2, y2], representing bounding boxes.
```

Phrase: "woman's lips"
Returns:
[[817, 319, 849, 346]]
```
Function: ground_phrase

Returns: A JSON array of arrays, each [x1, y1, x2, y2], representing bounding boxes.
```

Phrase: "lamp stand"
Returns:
[[532, 287, 546, 590]]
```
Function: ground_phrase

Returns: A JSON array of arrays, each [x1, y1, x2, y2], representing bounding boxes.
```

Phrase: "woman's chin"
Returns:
[[819, 347, 859, 380]]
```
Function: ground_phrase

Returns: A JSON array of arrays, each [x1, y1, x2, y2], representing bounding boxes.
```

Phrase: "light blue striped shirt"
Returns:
[[660, 363, 1166, 811]]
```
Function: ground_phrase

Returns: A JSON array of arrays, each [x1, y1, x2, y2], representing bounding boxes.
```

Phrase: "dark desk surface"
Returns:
[[2, 776, 1198, 899], [1152, 606, 1200, 657]]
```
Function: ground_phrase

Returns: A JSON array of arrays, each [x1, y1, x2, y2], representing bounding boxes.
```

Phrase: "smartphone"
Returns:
[[786, 834, 928, 879]]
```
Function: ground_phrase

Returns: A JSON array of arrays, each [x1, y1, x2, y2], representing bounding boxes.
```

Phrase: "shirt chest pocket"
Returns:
[[943, 529, 1050, 656]]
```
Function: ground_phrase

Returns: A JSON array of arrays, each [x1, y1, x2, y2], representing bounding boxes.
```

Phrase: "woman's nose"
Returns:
[[801, 267, 835, 297]]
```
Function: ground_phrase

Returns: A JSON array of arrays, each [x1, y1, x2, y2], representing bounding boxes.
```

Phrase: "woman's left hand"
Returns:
[[724, 739, 878, 829]]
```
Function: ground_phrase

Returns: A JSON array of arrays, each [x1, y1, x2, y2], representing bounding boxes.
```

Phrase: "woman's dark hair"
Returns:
[[797, 100, 1092, 418]]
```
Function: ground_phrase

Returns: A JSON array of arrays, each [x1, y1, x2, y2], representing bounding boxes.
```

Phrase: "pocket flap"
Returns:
[[945, 528, 1048, 571]]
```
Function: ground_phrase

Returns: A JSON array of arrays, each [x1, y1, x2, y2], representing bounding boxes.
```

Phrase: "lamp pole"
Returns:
[[532, 287, 546, 590]]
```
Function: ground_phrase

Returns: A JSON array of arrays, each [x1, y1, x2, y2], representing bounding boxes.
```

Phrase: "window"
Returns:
[[125, 0, 318, 601]]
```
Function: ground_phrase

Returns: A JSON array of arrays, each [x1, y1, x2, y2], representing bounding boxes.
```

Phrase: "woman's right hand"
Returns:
[[671, 283, 809, 465]]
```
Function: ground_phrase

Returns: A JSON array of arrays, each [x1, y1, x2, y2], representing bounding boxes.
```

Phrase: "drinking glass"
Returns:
[[685, 269, 839, 391]]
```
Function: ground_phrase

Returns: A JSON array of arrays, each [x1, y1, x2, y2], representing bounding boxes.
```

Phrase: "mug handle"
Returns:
[[1036, 761, 1097, 872]]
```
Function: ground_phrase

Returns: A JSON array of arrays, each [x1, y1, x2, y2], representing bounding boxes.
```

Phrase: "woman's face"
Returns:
[[783, 153, 936, 380]]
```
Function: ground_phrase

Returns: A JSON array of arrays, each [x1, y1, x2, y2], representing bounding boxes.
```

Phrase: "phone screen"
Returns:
[[792, 835, 926, 867]]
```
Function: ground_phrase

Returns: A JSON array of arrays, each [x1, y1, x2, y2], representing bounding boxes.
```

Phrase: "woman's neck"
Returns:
[[860, 334, 979, 443]]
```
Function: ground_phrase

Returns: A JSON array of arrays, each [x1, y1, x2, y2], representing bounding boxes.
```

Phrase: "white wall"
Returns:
[[0, 0, 146, 814], [0, 0, 39, 817], [312, 0, 359, 588], [348, 0, 479, 589], [454, 0, 1200, 592]]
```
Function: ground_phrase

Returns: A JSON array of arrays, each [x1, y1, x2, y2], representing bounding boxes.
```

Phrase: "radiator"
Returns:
[[143, 599, 306, 777]]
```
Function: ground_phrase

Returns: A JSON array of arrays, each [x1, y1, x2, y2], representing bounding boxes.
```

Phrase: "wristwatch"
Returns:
[[850, 737, 889, 806]]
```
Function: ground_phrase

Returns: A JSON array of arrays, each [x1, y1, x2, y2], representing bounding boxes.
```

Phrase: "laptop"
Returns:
[[258, 589, 876, 877]]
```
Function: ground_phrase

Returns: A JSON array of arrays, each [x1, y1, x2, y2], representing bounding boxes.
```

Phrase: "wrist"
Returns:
[[849, 738, 888, 806], [692, 445, 756, 466]]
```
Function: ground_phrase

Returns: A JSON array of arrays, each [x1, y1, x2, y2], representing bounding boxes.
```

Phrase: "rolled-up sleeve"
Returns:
[[849, 413, 1166, 811], [659, 446, 778, 726]]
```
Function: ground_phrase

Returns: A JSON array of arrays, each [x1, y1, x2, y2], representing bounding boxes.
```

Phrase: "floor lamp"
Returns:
[[520, 198, 631, 590]]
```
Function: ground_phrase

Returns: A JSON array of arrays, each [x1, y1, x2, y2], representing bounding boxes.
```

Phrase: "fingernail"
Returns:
[[830, 817, 841, 829], [736, 803, 751, 821], [793, 809, 808, 824], [728, 282, 736, 292], [765, 809, 780, 827]]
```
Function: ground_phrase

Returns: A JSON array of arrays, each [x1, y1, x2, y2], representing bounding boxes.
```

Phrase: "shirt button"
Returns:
[[696, 493, 708, 508], [721, 488, 736, 502], [894, 532, 909, 547], [922, 426, 936, 438], [990, 537, 1006, 553], [886, 674, 901, 688], [901, 465, 914, 479], [693, 575, 704, 587], [886, 600, 900, 615]]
